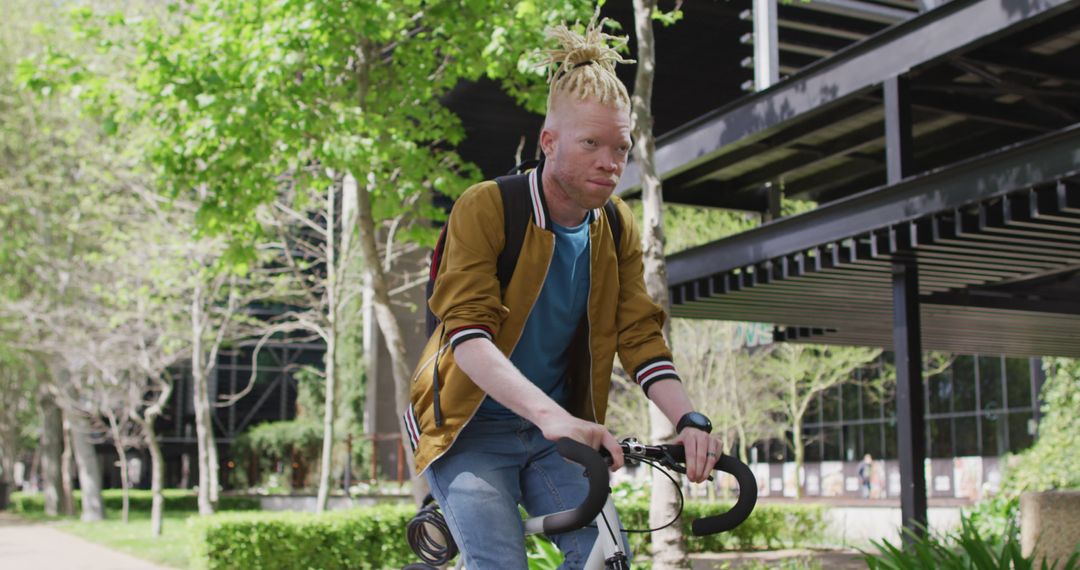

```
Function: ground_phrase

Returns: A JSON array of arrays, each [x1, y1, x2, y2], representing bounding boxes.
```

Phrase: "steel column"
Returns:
[[887, 73, 928, 539], [892, 260, 928, 537]]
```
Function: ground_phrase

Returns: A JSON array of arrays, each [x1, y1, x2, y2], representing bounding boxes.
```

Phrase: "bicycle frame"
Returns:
[[405, 438, 757, 570], [525, 496, 629, 570]]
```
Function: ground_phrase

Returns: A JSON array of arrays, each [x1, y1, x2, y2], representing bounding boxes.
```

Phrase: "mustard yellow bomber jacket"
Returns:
[[405, 167, 681, 475]]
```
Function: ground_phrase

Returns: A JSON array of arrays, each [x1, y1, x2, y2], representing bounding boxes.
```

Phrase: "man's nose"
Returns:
[[597, 150, 620, 172]]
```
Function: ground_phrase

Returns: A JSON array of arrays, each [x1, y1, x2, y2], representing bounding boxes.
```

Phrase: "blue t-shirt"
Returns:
[[476, 214, 592, 419]]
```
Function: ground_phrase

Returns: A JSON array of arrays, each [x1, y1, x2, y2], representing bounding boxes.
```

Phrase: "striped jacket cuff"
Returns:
[[635, 357, 681, 397], [448, 325, 494, 349], [403, 405, 421, 452]]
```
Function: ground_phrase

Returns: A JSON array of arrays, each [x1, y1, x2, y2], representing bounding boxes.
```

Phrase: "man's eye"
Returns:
[[584, 139, 597, 147]]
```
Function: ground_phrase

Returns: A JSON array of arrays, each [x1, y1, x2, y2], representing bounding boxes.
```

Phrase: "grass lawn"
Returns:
[[26, 510, 203, 568]]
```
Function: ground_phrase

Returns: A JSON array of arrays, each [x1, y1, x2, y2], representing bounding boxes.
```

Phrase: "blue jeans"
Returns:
[[425, 417, 625, 569]]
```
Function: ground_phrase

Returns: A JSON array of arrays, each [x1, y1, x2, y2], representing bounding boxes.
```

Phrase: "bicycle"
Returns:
[[405, 437, 758, 570]]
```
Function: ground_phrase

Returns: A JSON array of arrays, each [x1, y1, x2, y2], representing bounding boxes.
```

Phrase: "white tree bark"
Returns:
[[316, 181, 339, 514], [354, 175, 428, 505], [104, 410, 131, 523], [143, 380, 172, 537], [68, 412, 104, 521], [37, 387, 64, 517], [631, 1, 687, 567], [191, 281, 215, 515]]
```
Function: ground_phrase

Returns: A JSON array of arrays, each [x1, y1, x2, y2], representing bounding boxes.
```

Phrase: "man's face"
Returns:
[[542, 96, 632, 212]]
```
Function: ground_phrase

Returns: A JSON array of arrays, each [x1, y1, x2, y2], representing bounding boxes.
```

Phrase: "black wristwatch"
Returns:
[[676, 411, 713, 434]]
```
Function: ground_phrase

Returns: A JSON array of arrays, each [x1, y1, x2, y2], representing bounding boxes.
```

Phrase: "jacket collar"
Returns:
[[529, 159, 604, 231]]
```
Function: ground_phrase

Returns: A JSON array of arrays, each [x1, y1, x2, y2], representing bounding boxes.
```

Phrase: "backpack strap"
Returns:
[[494, 173, 532, 290], [426, 169, 622, 337], [602, 200, 622, 258]]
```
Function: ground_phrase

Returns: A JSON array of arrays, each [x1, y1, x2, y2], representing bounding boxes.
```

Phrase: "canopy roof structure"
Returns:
[[667, 129, 1080, 357], [619, 0, 1080, 361], [607, 0, 1079, 537]]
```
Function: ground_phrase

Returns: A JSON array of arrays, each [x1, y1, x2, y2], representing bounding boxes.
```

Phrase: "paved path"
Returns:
[[0, 513, 169, 570], [692, 548, 867, 569]]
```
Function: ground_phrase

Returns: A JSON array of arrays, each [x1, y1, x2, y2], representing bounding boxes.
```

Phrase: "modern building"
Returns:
[[750, 354, 1045, 501]]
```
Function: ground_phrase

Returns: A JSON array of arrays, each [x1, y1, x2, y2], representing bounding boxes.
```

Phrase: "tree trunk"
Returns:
[[38, 387, 64, 517], [353, 175, 428, 505], [105, 412, 130, 524], [146, 412, 166, 537], [736, 425, 750, 465], [632, 1, 687, 567], [792, 421, 804, 499], [61, 418, 75, 516], [191, 283, 216, 515], [316, 183, 339, 515], [68, 413, 104, 521]]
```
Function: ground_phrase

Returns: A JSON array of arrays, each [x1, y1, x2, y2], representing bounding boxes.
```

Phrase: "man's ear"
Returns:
[[539, 127, 556, 157]]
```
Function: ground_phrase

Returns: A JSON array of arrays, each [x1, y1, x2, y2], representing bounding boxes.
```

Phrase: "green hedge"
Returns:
[[187, 501, 824, 569], [617, 500, 826, 555], [9, 489, 260, 515], [188, 505, 417, 570]]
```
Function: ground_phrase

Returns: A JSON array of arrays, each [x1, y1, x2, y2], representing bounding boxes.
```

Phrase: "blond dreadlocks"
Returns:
[[536, 11, 635, 113]]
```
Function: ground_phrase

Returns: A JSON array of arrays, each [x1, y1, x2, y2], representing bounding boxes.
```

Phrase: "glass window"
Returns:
[[953, 355, 977, 412], [821, 386, 841, 423], [843, 382, 861, 421], [981, 413, 1006, 457], [803, 428, 821, 462], [843, 424, 860, 462], [1004, 357, 1033, 410], [862, 383, 885, 421], [929, 370, 952, 415], [773, 438, 792, 462], [864, 422, 883, 458], [806, 392, 822, 424], [954, 416, 979, 456], [979, 356, 1004, 411], [822, 427, 841, 461], [928, 418, 953, 459], [1008, 411, 1035, 453], [884, 421, 897, 460]]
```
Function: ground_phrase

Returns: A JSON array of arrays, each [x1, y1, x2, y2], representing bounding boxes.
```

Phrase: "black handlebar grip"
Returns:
[[663, 445, 759, 536], [542, 438, 610, 536]]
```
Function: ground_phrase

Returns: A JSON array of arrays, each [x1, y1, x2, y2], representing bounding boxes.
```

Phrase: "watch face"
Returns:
[[680, 412, 713, 433]]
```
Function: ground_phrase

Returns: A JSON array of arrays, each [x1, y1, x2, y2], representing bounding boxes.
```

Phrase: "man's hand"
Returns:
[[539, 413, 625, 472], [674, 427, 722, 483]]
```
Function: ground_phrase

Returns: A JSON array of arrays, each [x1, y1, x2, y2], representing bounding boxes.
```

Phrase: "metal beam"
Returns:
[[667, 124, 1080, 287], [616, 0, 1079, 195], [753, 0, 780, 90], [788, 0, 914, 25]]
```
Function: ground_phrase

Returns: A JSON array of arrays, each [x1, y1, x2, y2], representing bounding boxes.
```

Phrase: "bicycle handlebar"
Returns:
[[541, 439, 758, 537], [540, 438, 612, 536], [660, 444, 759, 536]]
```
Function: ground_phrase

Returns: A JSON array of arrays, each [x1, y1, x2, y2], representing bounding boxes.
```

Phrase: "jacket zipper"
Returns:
[[586, 230, 597, 423], [423, 232, 556, 472]]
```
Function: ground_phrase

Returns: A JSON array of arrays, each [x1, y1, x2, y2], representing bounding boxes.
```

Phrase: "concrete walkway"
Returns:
[[692, 549, 867, 569], [0, 513, 169, 570]]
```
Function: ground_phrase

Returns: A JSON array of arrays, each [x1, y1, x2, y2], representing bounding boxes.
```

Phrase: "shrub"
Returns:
[[862, 515, 1080, 570], [1003, 358, 1080, 493], [9, 489, 259, 515], [616, 500, 826, 555], [188, 505, 416, 570], [963, 494, 1020, 542], [187, 500, 824, 569]]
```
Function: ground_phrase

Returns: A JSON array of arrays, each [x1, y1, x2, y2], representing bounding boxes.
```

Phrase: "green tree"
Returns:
[[757, 343, 883, 498], [122, 0, 591, 504], [1003, 357, 1080, 493]]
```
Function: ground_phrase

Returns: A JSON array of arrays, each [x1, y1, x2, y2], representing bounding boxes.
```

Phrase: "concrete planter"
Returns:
[[1021, 490, 1080, 566]]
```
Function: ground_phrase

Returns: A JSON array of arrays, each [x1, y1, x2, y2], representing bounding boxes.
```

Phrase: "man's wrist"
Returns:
[[676, 411, 713, 434]]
